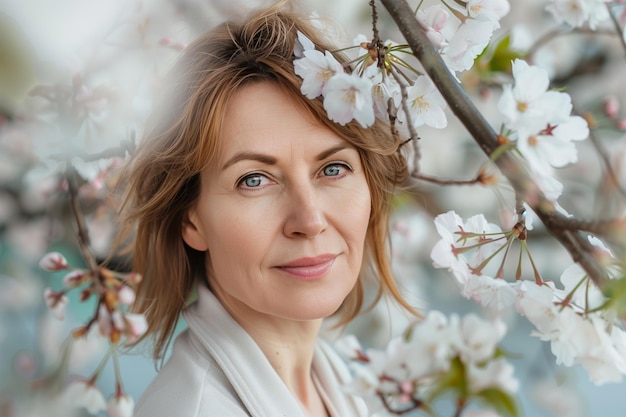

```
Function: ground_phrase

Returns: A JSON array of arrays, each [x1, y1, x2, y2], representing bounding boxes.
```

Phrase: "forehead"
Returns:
[[214, 82, 345, 161]]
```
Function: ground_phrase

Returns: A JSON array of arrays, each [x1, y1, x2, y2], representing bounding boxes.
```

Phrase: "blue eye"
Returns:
[[322, 163, 350, 177], [244, 175, 262, 187], [238, 173, 270, 190]]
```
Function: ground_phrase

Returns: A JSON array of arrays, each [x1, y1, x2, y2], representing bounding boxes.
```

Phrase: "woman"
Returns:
[[118, 3, 418, 416]]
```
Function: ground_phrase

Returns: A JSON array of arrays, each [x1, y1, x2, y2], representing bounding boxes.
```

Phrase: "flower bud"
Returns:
[[39, 252, 69, 271]]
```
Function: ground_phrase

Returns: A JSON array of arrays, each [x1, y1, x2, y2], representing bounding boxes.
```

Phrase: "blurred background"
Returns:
[[1, 0, 626, 416]]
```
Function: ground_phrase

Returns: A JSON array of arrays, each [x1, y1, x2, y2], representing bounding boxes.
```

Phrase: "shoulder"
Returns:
[[133, 330, 250, 417]]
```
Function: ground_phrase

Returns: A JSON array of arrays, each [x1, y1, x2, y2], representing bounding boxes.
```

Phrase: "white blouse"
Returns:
[[133, 284, 368, 417]]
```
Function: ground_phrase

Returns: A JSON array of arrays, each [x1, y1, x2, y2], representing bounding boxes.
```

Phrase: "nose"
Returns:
[[283, 183, 328, 239]]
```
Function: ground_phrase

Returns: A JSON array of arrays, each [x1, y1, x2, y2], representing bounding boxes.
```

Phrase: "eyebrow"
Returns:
[[221, 143, 351, 170]]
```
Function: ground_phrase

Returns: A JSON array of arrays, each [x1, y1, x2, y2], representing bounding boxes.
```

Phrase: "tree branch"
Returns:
[[379, 0, 610, 287]]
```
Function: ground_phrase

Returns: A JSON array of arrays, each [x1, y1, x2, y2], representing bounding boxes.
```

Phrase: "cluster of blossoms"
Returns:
[[546, 0, 613, 29], [431, 210, 626, 385], [335, 312, 518, 417], [40, 252, 146, 345], [497, 59, 589, 202], [416, 0, 510, 72], [40, 251, 146, 416], [293, 0, 510, 131]]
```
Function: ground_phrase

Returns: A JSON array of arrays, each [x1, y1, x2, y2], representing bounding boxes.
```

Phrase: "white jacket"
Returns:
[[133, 285, 368, 417]]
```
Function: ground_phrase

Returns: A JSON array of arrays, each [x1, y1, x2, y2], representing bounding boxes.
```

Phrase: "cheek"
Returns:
[[204, 200, 276, 266], [341, 185, 372, 250]]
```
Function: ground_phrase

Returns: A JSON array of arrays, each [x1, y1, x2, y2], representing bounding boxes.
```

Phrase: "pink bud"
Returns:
[[117, 286, 136, 306], [604, 95, 620, 119], [43, 288, 68, 320], [617, 119, 626, 131], [39, 252, 69, 271], [124, 313, 148, 343], [159, 36, 172, 46], [126, 272, 142, 284], [62, 270, 86, 288], [97, 304, 112, 337]]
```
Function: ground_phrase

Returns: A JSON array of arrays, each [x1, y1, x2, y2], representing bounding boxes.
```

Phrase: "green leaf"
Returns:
[[426, 356, 467, 403], [473, 388, 520, 417], [600, 275, 626, 316], [484, 35, 526, 74]]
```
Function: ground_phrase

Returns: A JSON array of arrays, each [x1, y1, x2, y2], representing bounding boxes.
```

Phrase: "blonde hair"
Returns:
[[115, 3, 418, 359]]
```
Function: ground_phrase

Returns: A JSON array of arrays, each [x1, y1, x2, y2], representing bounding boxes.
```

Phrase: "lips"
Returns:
[[275, 254, 337, 280]]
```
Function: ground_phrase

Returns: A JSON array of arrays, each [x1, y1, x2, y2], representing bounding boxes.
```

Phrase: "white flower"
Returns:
[[467, 358, 519, 394], [39, 252, 69, 271], [293, 30, 315, 58], [546, 0, 610, 29], [43, 288, 68, 320], [498, 59, 553, 130], [557, 311, 626, 384], [559, 264, 605, 310], [432, 211, 505, 268], [443, 19, 496, 72], [370, 72, 402, 122], [62, 379, 107, 415], [404, 311, 459, 377], [401, 75, 447, 129], [515, 281, 561, 334], [294, 49, 344, 99], [334, 334, 364, 361], [457, 314, 506, 364], [417, 5, 451, 49], [322, 73, 375, 127], [464, 0, 511, 25], [464, 274, 517, 311], [516, 93, 588, 171], [107, 393, 135, 417]]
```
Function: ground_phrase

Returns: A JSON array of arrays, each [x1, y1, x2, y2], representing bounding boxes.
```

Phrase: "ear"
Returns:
[[182, 210, 209, 251]]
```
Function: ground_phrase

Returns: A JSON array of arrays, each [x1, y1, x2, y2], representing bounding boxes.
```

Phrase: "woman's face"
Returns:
[[182, 82, 371, 324]]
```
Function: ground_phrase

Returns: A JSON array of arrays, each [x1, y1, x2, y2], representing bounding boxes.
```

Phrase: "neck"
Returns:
[[239, 314, 322, 396], [219, 297, 328, 416]]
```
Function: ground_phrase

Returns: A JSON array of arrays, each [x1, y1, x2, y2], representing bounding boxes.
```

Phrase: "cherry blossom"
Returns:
[[457, 314, 507, 364], [463, 0, 511, 25], [293, 32, 344, 99], [97, 305, 148, 343], [467, 358, 519, 394], [62, 379, 107, 415], [322, 73, 375, 127], [443, 19, 497, 73], [107, 392, 135, 417], [370, 72, 402, 122], [417, 4, 451, 49], [498, 59, 554, 131], [401, 75, 448, 129], [338, 310, 516, 414], [430, 210, 506, 281], [546, 0, 611, 29], [515, 93, 589, 171]]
